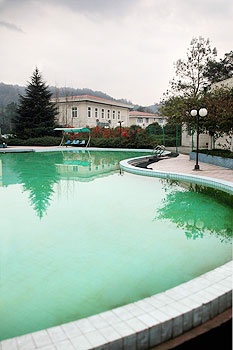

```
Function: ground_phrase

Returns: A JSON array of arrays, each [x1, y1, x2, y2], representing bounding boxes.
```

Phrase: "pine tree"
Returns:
[[14, 67, 57, 138]]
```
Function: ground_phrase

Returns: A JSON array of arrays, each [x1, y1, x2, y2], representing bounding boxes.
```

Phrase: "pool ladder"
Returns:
[[153, 145, 166, 157]]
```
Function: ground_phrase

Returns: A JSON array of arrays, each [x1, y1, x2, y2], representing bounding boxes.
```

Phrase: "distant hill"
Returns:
[[132, 103, 161, 114], [0, 82, 159, 111], [0, 82, 132, 106], [49, 86, 133, 105], [0, 83, 25, 106], [148, 104, 161, 113]]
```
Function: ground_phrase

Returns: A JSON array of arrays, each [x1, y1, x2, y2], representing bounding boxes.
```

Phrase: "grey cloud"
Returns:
[[0, 20, 24, 33], [51, 0, 135, 11], [179, 0, 233, 17], [0, 0, 139, 16], [53, 0, 137, 19]]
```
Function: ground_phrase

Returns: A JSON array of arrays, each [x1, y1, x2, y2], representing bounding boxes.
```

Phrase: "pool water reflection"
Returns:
[[0, 150, 232, 340]]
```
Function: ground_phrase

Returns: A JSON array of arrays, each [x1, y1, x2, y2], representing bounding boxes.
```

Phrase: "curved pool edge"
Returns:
[[120, 156, 233, 195], [1, 265, 231, 350], [0, 154, 232, 349]]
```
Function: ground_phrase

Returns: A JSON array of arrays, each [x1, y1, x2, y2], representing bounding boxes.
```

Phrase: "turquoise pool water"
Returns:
[[0, 150, 232, 340]]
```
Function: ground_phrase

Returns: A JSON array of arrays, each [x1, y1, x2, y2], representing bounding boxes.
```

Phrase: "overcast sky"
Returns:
[[0, 0, 232, 105]]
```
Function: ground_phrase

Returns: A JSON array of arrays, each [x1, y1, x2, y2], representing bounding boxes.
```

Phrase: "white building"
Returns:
[[53, 95, 169, 130], [53, 95, 132, 128], [211, 76, 233, 90]]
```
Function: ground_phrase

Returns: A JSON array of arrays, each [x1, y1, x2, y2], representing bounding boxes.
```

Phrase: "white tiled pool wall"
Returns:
[[0, 262, 232, 350], [0, 154, 232, 350]]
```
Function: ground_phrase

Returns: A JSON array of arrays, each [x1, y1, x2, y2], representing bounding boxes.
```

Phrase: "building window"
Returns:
[[158, 118, 163, 123], [88, 107, 91, 118], [145, 118, 149, 123], [112, 110, 116, 119], [72, 107, 78, 118], [117, 111, 121, 119], [137, 118, 143, 123], [95, 108, 98, 118], [101, 109, 104, 118], [107, 110, 110, 118]]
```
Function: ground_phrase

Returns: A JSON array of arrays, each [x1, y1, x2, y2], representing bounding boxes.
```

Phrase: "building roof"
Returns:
[[52, 94, 133, 108]]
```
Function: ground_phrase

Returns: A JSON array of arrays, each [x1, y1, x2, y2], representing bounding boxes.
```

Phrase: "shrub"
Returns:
[[7, 136, 61, 146], [198, 149, 233, 159]]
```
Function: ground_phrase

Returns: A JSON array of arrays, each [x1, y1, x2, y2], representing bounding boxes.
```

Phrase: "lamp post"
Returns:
[[118, 120, 123, 147], [190, 108, 207, 170]]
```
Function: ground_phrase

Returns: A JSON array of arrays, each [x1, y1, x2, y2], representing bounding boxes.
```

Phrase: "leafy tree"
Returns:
[[161, 87, 233, 149], [14, 68, 57, 138], [160, 38, 233, 150], [167, 36, 217, 98], [204, 51, 233, 83], [161, 36, 218, 134], [146, 122, 162, 135], [204, 87, 233, 149], [160, 94, 203, 131]]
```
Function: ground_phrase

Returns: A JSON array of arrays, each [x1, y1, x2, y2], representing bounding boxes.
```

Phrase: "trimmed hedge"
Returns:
[[5, 127, 180, 149], [198, 149, 233, 159], [6, 136, 61, 146], [6, 135, 179, 149]]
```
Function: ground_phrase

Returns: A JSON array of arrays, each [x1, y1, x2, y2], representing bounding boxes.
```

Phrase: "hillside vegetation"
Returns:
[[0, 82, 159, 113]]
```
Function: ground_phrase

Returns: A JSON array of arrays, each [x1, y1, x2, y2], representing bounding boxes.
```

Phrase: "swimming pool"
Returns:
[[0, 150, 232, 340]]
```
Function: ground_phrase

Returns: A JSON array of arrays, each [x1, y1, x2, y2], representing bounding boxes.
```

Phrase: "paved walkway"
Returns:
[[150, 154, 233, 183]]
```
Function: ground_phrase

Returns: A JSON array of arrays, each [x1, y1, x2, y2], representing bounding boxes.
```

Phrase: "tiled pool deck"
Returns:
[[0, 147, 232, 350]]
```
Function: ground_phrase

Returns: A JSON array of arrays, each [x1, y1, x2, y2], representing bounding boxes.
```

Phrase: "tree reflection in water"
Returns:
[[2, 152, 63, 218], [0, 150, 149, 218], [156, 180, 233, 242]]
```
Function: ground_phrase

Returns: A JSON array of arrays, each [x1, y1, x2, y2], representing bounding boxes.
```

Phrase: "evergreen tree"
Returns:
[[14, 68, 57, 138]]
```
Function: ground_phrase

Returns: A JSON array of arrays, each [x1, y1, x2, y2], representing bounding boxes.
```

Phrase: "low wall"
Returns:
[[190, 152, 233, 170]]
